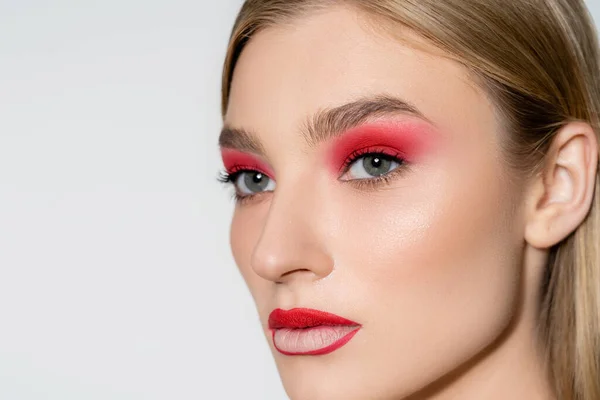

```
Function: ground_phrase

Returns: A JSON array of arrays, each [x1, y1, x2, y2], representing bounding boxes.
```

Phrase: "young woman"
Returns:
[[218, 1, 600, 399]]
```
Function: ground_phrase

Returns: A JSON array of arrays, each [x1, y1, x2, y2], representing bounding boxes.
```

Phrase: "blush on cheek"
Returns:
[[220, 149, 275, 178], [326, 120, 438, 174]]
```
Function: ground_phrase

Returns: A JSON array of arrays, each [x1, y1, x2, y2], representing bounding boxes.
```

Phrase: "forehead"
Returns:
[[225, 5, 497, 147]]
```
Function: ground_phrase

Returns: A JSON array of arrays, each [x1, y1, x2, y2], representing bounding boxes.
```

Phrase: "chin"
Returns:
[[273, 356, 418, 400], [279, 373, 370, 400], [278, 372, 420, 400]]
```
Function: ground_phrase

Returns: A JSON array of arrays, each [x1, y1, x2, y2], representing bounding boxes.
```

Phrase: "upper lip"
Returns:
[[268, 308, 360, 329]]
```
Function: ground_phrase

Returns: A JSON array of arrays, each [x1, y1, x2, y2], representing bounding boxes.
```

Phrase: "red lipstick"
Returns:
[[269, 308, 361, 356]]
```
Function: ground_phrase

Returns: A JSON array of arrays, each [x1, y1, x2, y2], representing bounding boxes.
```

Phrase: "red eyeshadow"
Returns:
[[327, 120, 436, 174], [220, 149, 275, 178]]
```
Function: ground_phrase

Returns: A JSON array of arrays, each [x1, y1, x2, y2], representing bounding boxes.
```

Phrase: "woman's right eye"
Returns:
[[232, 170, 276, 196]]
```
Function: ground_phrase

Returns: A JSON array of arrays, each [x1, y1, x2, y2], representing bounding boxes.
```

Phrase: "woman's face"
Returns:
[[221, 6, 527, 400]]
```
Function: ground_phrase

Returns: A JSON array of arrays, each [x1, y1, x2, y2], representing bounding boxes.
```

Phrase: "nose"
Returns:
[[250, 181, 334, 284]]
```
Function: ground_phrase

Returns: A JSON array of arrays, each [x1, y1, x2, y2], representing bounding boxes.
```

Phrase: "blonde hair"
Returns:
[[221, 1, 600, 398]]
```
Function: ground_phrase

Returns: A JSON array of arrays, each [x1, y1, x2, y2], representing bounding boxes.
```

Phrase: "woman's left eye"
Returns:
[[341, 153, 403, 180]]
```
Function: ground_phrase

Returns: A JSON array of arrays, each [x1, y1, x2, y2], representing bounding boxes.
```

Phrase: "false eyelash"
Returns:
[[217, 165, 259, 185], [217, 166, 248, 184], [340, 147, 406, 174], [217, 170, 233, 184], [218, 162, 271, 180], [339, 147, 405, 174], [339, 148, 409, 190], [217, 169, 270, 206]]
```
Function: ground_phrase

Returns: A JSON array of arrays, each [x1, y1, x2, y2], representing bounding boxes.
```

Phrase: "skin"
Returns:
[[220, 5, 598, 400]]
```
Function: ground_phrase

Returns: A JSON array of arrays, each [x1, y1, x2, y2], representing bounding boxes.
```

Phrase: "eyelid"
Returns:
[[338, 146, 406, 176], [341, 166, 408, 190], [226, 164, 274, 179], [220, 149, 276, 179], [326, 120, 436, 175]]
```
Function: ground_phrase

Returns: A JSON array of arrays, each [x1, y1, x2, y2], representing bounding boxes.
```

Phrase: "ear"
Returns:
[[525, 121, 599, 249]]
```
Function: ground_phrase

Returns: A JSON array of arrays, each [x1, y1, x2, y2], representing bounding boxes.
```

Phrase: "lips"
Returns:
[[268, 308, 361, 356]]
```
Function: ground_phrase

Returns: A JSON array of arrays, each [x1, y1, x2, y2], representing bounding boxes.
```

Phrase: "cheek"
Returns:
[[327, 166, 523, 386], [229, 207, 269, 299], [337, 187, 519, 309]]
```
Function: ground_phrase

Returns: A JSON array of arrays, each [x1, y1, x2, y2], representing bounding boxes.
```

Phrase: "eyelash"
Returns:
[[339, 147, 408, 189], [218, 149, 408, 204], [217, 166, 270, 205]]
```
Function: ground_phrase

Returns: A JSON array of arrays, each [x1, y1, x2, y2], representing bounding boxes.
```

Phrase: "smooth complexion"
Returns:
[[219, 6, 556, 400]]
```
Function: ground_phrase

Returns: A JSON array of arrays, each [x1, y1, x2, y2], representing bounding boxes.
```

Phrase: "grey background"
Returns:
[[0, 1, 598, 399]]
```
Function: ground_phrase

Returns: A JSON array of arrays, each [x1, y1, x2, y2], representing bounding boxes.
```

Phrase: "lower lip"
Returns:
[[272, 325, 360, 356]]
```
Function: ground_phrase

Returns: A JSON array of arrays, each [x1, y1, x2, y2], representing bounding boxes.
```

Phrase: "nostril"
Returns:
[[283, 268, 312, 277], [276, 268, 313, 283]]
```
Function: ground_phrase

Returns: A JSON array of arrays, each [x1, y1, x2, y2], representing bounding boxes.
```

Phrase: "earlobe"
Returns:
[[524, 121, 599, 249]]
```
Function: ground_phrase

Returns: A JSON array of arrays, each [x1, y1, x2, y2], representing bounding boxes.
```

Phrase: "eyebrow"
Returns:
[[218, 95, 431, 156]]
